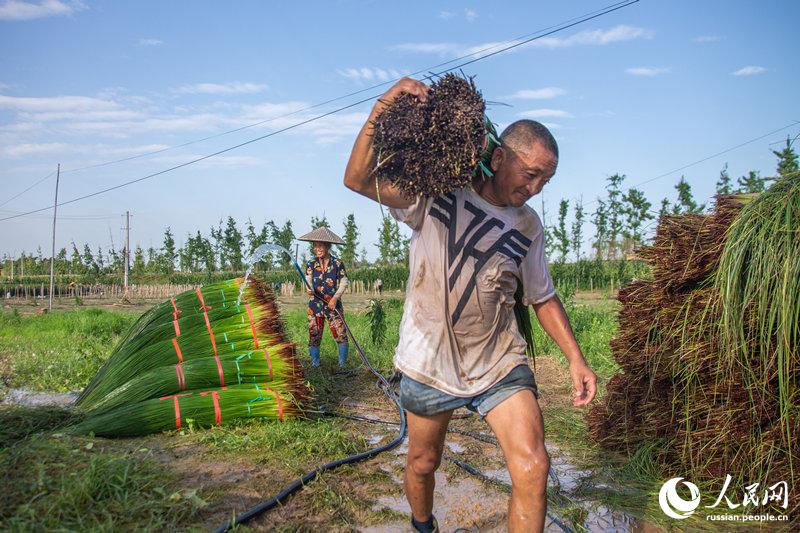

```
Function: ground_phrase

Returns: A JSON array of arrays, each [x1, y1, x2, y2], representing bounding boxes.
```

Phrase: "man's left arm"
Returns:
[[532, 295, 597, 406]]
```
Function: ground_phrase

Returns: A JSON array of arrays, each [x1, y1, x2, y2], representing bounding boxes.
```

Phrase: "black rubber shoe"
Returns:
[[411, 515, 439, 533]]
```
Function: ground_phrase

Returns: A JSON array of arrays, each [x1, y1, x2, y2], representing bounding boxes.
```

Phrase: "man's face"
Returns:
[[492, 142, 558, 208], [313, 242, 330, 258]]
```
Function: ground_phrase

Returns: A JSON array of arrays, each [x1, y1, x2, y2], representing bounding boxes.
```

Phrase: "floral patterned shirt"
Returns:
[[305, 255, 347, 317]]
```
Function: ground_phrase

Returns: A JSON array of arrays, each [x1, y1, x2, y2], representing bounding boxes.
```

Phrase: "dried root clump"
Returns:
[[372, 74, 488, 197]]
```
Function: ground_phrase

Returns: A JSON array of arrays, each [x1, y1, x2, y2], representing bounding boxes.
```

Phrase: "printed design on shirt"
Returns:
[[429, 193, 532, 325]]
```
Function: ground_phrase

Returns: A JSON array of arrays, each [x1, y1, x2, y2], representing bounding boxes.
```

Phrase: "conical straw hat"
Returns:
[[298, 226, 345, 244]]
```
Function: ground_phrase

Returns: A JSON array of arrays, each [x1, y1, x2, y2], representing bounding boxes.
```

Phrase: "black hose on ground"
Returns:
[[212, 285, 406, 533]]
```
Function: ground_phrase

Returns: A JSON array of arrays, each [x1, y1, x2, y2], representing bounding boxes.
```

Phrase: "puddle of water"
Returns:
[[370, 471, 508, 531], [446, 441, 465, 453], [2, 388, 78, 407], [367, 433, 386, 445]]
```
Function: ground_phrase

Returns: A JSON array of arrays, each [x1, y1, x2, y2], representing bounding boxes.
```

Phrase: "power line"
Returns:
[[0, 170, 56, 208], [56, 0, 638, 176], [582, 120, 800, 209], [0, 0, 639, 222]]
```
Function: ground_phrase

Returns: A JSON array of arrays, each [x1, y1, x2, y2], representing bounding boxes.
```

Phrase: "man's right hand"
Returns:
[[373, 77, 429, 117], [343, 78, 427, 209]]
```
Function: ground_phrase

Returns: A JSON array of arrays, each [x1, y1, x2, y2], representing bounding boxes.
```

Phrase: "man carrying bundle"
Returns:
[[343, 78, 597, 533]]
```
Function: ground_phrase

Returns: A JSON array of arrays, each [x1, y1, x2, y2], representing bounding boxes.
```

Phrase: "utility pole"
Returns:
[[48, 164, 60, 311], [123, 211, 130, 295]]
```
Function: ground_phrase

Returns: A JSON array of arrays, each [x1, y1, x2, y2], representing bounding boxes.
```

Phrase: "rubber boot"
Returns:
[[337, 343, 349, 368], [309, 346, 321, 367]]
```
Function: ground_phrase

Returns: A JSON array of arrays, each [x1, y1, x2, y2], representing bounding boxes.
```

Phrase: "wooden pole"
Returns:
[[123, 210, 130, 295], [48, 164, 60, 311]]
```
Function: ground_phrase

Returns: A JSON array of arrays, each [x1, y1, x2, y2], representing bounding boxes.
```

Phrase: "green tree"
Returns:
[[658, 198, 671, 219], [736, 170, 767, 193], [377, 216, 405, 265], [82, 245, 95, 274], [132, 245, 146, 276], [552, 199, 570, 263], [715, 163, 733, 195], [272, 220, 295, 271], [772, 137, 798, 179], [622, 187, 653, 253], [160, 227, 177, 274], [222, 217, 244, 271], [210, 221, 224, 270], [341, 213, 359, 267], [570, 197, 584, 261], [70, 242, 83, 274], [592, 199, 608, 260], [672, 176, 704, 214], [606, 174, 625, 259]]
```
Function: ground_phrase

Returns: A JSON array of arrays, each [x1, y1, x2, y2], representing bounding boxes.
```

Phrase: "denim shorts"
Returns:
[[400, 364, 539, 417]]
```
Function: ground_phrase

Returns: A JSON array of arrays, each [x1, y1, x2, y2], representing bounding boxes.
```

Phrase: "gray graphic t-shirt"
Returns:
[[390, 187, 555, 397]]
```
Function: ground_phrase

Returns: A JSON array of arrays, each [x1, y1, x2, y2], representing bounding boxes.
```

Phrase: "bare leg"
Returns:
[[404, 409, 453, 522], [485, 390, 549, 533]]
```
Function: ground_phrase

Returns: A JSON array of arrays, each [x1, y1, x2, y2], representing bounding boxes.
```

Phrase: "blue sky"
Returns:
[[0, 0, 797, 261]]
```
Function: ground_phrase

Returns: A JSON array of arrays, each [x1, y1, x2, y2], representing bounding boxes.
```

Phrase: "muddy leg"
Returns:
[[485, 389, 549, 533], [404, 409, 453, 523]]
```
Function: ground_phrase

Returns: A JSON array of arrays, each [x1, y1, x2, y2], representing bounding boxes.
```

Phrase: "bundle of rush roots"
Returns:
[[587, 174, 800, 519], [371, 73, 498, 197], [71, 276, 308, 437]]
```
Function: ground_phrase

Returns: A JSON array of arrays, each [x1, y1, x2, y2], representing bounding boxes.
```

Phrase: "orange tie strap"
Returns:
[[200, 390, 223, 425], [170, 297, 182, 337], [214, 353, 225, 387], [264, 348, 273, 380], [245, 303, 259, 348], [175, 363, 186, 391], [195, 287, 212, 311], [264, 385, 283, 422], [171, 338, 184, 363], [159, 393, 191, 429]]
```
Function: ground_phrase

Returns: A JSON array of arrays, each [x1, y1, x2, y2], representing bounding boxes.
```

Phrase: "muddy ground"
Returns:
[[3, 353, 660, 532]]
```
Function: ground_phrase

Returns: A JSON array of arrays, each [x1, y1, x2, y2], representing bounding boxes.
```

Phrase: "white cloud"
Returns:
[[389, 42, 460, 55], [528, 25, 653, 48], [732, 65, 766, 77], [336, 67, 402, 83], [519, 109, 573, 119], [438, 10, 453, 19], [391, 25, 652, 59], [0, 0, 85, 20], [0, 94, 120, 112], [465, 9, 477, 22], [507, 87, 565, 100], [625, 67, 670, 76], [0, 141, 68, 158], [692, 35, 721, 43], [137, 37, 163, 47], [0, 82, 11, 90], [171, 82, 268, 95]]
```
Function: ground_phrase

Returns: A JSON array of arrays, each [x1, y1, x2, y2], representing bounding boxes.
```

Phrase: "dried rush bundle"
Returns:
[[371, 73, 498, 197], [71, 381, 298, 438]]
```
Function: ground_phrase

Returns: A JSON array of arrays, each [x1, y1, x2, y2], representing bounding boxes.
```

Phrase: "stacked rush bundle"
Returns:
[[371, 73, 497, 197], [587, 174, 799, 519], [73, 276, 308, 437]]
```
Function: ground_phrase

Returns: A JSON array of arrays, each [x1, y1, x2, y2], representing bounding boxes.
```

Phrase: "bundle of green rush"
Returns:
[[371, 73, 499, 197], [72, 381, 297, 438], [73, 276, 309, 436]]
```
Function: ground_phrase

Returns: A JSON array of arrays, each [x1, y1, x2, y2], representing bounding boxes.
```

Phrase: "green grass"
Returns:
[[0, 418, 206, 532], [0, 308, 136, 392], [531, 295, 619, 379], [196, 417, 370, 472]]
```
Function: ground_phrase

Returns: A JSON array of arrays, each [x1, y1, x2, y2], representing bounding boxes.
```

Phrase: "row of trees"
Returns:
[[544, 139, 797, 262], [4, 140, 796, 278]]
